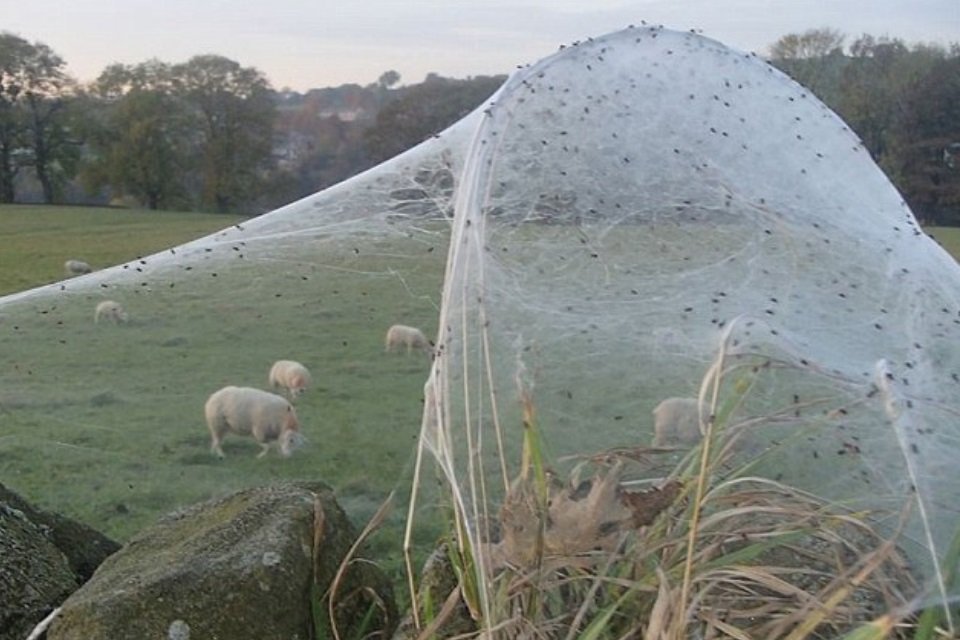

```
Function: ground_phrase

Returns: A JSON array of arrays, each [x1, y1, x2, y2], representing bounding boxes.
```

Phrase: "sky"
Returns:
[[2, 0, 957, 92]]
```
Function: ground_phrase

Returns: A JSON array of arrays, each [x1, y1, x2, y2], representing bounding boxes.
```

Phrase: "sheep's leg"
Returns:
[[210, 439, 225, 459], [256, 443, 271, 458]]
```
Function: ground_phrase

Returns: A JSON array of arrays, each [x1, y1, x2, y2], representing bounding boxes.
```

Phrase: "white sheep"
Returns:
[[268, 360, 312, 399], [94, 300, 128, 324], [385, 324, 431, 354], [652, 397, 704, 447], [64, 259, 92, 276], [204, 386, 304, 459]]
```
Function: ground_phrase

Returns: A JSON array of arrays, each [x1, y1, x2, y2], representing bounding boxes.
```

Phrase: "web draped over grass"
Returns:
[[1, 24, 960, 633], [415, 25, 960, 623], [0, 109, 474, 564]]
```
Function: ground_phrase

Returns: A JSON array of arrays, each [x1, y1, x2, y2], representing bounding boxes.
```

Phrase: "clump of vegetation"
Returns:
[[401, 349, 947, 639]]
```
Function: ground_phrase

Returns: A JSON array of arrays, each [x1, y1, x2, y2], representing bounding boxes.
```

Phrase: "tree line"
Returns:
[[0, 31, 505, 214], [769, 29, 960, 224], [0, 29, 957, 222]]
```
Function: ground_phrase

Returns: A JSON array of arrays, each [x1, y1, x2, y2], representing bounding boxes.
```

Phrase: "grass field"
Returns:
[[0, 203, 450, 578], [1, 205, 959, 586], [0, 204, 248, 296], [924, 226, 960, 260]]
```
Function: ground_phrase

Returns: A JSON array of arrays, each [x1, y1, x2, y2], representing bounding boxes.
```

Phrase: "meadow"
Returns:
[[0, 203, 450, 576], [0, 205, 248, 296], [924, 226, 960, 260], [2, 204, 959, 587]]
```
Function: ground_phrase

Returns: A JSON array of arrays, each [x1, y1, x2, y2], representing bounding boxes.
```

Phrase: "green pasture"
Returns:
[[1, 205, 959, 583], [0, 205, 449, 578], [0, 204, 248, 296], [925, 226, 960, 261]]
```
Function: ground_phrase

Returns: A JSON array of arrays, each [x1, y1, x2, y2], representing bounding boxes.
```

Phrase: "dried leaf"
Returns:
[[497, 463, 680, 566], [620, 480, 683, 527]]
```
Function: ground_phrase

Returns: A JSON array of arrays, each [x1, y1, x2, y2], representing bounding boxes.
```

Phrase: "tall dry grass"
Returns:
[[400, 328, 956, 639]]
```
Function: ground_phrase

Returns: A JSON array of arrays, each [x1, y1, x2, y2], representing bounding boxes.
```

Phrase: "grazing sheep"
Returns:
[[652, 397, 703, 447], [385, 324, 431, 354], [64, 259, 92, 276], [204, 386, 303, 459], [268, 360, 312, 398], [94, 300, 128, 324]]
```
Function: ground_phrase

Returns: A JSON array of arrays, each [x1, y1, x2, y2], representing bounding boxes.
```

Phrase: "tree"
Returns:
[[769, 28, 845, 60], [835, 36, 929, 164], [96, 89, 194, 210], [768, 28, 847, 101], [377, 70, 400, 90], [20, 47, 79, 203], [889, 55, 960, 223], [94, 59, 179, 98], [364, 74, 505, 164], [176, 55, 275, 213], [0, 32, 77, 203], [82, 56, 276, 213], [83, 61, 195, 210], [767, 30, 960, 222], [0, 33, 31, 202]]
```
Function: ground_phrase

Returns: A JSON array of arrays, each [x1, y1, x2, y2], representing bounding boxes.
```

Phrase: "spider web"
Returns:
[[1, 25, 958, 613], [420, 26, 960, 606]]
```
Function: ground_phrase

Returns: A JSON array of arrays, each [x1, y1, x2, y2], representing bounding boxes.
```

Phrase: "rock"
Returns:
[[0, 483, 119, 640], [0, 483, 119, 583], [0, 505, 76, 640], [392, 544, 476, 640], [49, 481, 397, 640]]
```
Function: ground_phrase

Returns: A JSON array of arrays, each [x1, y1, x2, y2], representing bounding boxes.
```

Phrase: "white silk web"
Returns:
[[1, 25, 959, 618], [0, 105, 471, 550], [419, 26, 960, 606]]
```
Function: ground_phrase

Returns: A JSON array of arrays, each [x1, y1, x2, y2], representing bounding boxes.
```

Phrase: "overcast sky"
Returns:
[[2, 0, 957, 91]]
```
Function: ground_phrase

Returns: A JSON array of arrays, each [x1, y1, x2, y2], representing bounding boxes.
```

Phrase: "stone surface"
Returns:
[[0, 483, 120, 582], [392, 544, 475, 640], [0, 482, 119, 640], [48, 481, 397, 640]]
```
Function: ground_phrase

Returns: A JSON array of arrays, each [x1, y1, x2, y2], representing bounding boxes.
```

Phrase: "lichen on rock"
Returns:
[[0, 482, 119, 640], [48, 481, 395, 640]]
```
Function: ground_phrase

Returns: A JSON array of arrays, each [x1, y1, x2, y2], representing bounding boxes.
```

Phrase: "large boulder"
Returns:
[[48, 481, 396, 640], [0, 483, 119, 640]]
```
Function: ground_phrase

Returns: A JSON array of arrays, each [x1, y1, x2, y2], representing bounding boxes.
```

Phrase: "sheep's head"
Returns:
[[279, 429, 306, 457]]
